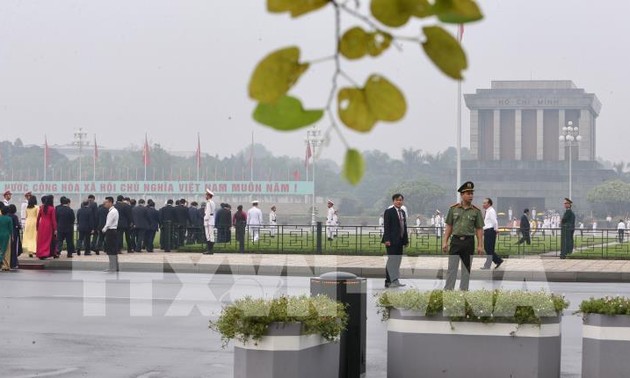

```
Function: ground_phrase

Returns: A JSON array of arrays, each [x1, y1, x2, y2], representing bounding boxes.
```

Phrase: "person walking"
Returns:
[[269, 205, 277, 238], [36, 195, 57, 259], [517, 209, 531, 245], [56, 197, 76, 258], [233, 205, 247, 253], [247, 200, 263, 242], [481, 198, 503, 270], [203, 189, 216, 254], [442, 181, 484, 291], [560, 198, 576, 259], [22, 195, 38, 258], [326, 199, 335, 241], [618, 219, 626, 243], [102, 196, 120, 272], [76, 201, 95, 256], [381, 193, 408, 288], [0, 205, 12, 271]]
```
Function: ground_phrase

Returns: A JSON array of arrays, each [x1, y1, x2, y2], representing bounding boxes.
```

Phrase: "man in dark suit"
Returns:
[[146, 199, 160, 252], [115, 195, 134, 253], [159, 199, 176, 252], [56, 196, 76, 258], [381, 193, 408, 288], [87, 194, 98, 251], [517, 208, 531, 245], [174, 199, 189, 247], [132, 199, 150, 252], [76, 201, 95, 256], [94, 202, 108, 254]]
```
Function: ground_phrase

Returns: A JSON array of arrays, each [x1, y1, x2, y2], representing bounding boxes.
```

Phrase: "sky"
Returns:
[[1, 0, 629, 164]]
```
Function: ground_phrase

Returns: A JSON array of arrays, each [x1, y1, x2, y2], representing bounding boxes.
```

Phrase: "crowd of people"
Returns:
[[0, 189, 284, 271]]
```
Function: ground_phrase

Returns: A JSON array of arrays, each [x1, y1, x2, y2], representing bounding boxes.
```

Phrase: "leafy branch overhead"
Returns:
[[248, 0, 483, 184]]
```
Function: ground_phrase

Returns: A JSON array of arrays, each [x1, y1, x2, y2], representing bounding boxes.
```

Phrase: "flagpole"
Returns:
[[456, 24, 463, 201], [144, 133, 148, 182], [43, 136, 47, 181], [250, 131, 254, 181], [196, 132, 201, 182], [93, 135, 97, 182]]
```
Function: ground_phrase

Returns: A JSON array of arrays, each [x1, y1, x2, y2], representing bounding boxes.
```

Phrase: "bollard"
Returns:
[[316, 221, 323, 254], [311, 271, 367, 378]]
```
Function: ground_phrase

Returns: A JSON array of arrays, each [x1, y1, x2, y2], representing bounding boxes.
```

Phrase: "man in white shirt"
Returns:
[[326, 199, 335, 241], [102, 196, 120, 272], [481, 198, 503, 270], [618, 219, 626, 243], [247, 200, 263, 242], [269, 205, 277, 237], [203, 189, 216, 255]]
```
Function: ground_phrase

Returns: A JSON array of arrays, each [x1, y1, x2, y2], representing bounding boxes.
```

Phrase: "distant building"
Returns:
[[463, 80, 613, 217]]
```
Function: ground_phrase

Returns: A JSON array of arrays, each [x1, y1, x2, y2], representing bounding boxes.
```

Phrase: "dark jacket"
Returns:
[[381, 206, 409, 255], [88, 201, 98, 231], [520, 214, 530, 232], [175, 205, 189, 226], [76, 206, 95, 232], [56, 205, 76, 233], [189, 207, 203, 227], [132, 205, 150, 230], [96, 205, 108, 230], [115, 201, 133, 229], [147, 206, 160, 231], [159, 205, 176, 227]]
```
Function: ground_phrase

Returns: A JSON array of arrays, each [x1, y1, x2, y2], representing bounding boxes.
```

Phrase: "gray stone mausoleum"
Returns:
[[463, 80, 614, 220]]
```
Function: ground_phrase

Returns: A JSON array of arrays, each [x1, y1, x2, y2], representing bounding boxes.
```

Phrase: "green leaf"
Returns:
[[267, 0, 329, 18], [371, 0, 433, 27], [366, 31, 393, 57], [433, 0, 483, 24], [249, 46, 309, 104], [253, 96, 324, 131], [337, 88, 377, 132], [422, 26, 467, 80], [343, 149, 365, 185], [339, 27, 369, 60], [364, 75, 406, 121]]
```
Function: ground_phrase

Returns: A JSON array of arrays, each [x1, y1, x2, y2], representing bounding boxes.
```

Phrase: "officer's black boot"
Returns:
[[203, 241, 214, 255]]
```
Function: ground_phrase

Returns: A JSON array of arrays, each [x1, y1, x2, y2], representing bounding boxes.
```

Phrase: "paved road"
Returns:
[[2, 270, 630, 377]]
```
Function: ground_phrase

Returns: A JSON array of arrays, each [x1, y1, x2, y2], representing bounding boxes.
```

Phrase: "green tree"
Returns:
[[587, 180, 630, 216]]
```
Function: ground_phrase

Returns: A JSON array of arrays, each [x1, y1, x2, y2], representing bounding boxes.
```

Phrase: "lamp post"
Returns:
[[73, 128, 88, 199], [559, 121, 582, 199], [305, 126, 323, 226]]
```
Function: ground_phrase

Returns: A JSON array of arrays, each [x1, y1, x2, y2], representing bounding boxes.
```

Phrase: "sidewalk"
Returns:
[[17, 251, 630, 282]]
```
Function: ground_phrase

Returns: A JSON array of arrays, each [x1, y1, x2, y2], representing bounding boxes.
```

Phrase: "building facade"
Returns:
[[463, 81, 613, 220]]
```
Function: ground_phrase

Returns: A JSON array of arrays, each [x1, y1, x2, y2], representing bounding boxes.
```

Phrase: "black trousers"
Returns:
[[77, 231, 91, 253], [145, 229, 156, 252], [483, 229, 503, 268], [134, 228, 146, 251], [57, 230, 75, 256], [517, 230, 531, 245], [104, 229, 119, 255]]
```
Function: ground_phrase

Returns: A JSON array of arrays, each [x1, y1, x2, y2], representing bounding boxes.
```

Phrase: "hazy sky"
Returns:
[[1, 0, 629, 164]]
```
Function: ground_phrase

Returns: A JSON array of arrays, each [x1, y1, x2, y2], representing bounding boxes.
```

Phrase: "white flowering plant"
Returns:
[[376, 289, 568, 325], [578, 296, 630, 316], [209, 294, 348, 347]]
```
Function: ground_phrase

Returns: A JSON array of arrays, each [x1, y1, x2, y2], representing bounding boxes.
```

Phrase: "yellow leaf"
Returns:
[[371, 0, 433, 27], [339, 27, 369, 60], [343, 149, 365, 185], [364, 75, 406, 122], [422, 26, 467, 80], [267, 0, 329, 18], [337, 88, 377, 132], [248, 46, 309, 104], [433, 0, 483, 24], [366, 31, 393, 57]]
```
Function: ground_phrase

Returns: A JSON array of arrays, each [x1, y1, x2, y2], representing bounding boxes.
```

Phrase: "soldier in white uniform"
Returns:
[[333, 210, 339, 237], [203, 189, 216, 255], [326, 199, 335, 241], [434, 210, 443, 237], [269, 205, 277, 237], [20, 191, 32, 227], [247, 200, 263, 242]]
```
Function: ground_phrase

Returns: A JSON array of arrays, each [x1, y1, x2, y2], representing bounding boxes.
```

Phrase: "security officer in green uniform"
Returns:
[[442, 181, 484, 291]]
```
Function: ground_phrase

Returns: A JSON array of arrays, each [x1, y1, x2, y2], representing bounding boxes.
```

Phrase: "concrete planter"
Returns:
[[233, 322, 339, 378], [387, 309, 561, 378], [582, 313, 630, 378]]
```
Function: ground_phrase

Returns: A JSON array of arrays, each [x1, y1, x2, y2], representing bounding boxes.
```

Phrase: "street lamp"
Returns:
[[305, 126, 323, 226], [73, 128, 88, 199], [559, 121, 582, 199]]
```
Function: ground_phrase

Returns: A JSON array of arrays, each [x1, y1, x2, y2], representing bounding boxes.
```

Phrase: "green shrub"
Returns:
[[578, 296, 630, 316], [209, 295, 347, 347], [376, 289, 568, 325]]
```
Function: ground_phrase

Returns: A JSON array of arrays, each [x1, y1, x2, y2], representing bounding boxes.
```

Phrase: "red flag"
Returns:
[[44, 136, 50, 167], [292, 169, 301, 181], [94, 136, 99, 161], [196, 133, 201, 169], [142, 134, 150, 166], [304, 144, 312, 167]]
